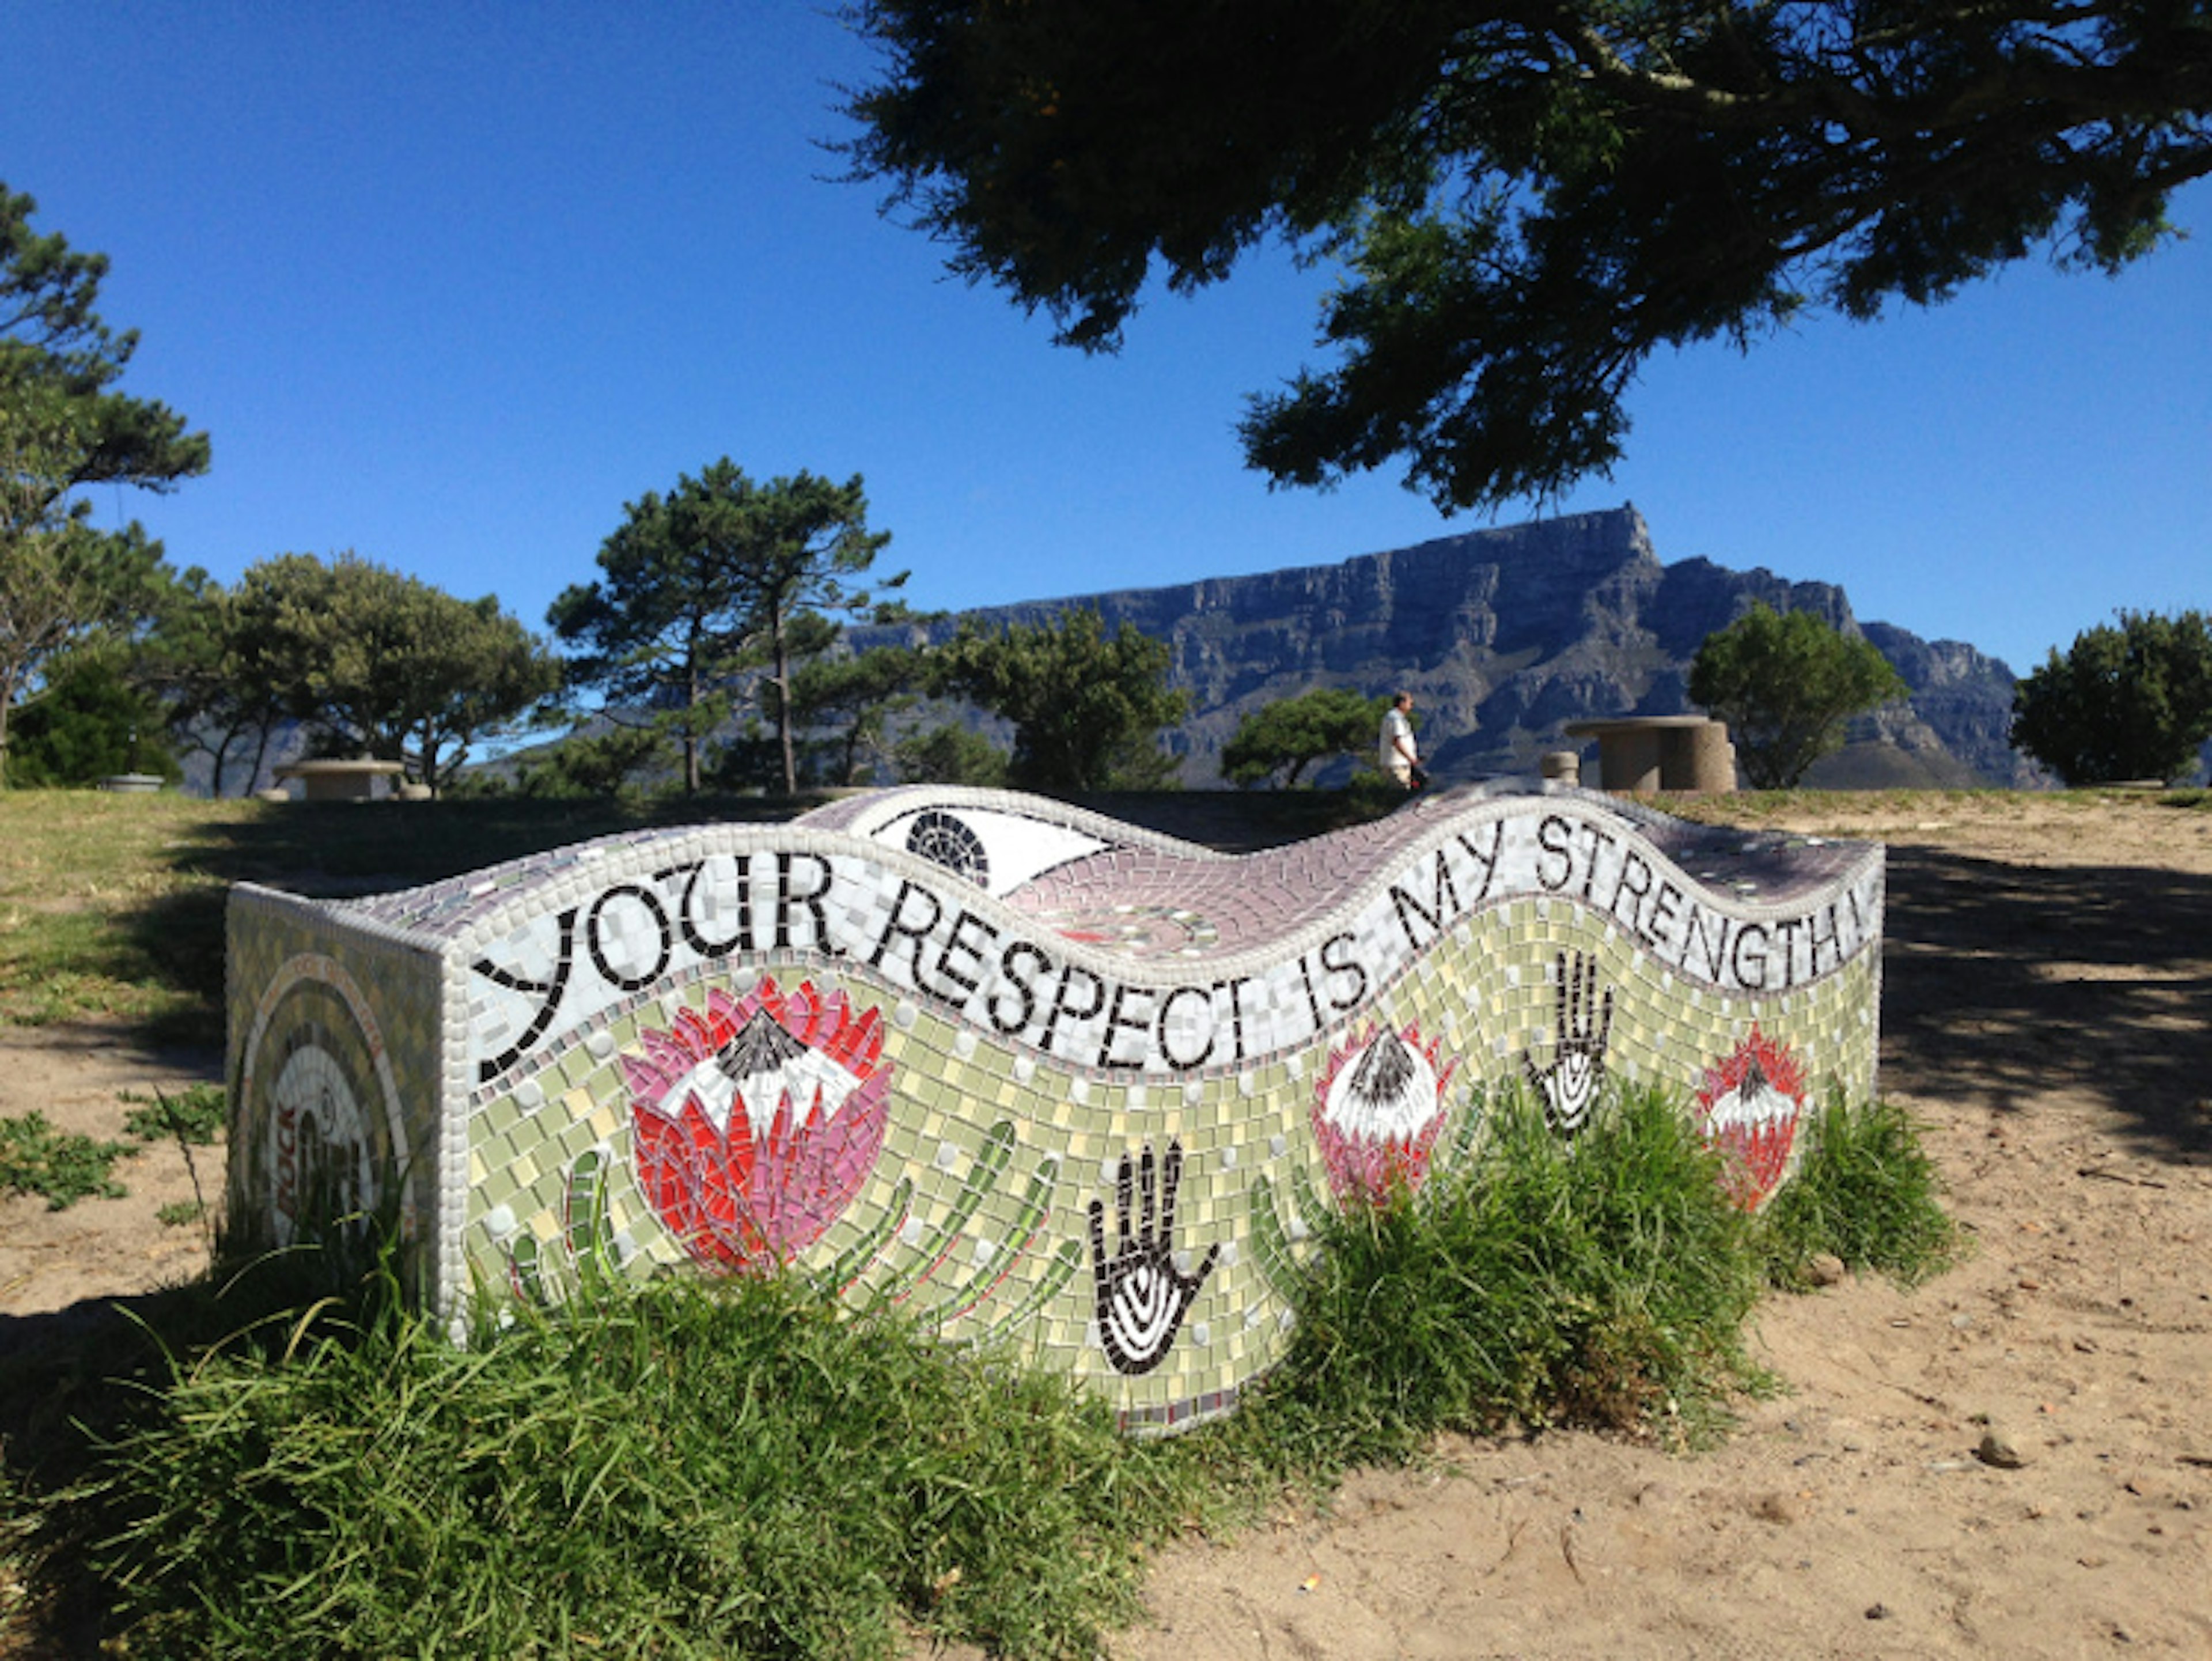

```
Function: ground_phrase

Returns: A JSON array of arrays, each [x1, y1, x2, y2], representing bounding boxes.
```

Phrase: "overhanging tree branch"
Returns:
[[842, 0, 2212, 511]]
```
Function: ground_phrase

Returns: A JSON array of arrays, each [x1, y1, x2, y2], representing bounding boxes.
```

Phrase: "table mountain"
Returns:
[[856, 506, 2029, 788]]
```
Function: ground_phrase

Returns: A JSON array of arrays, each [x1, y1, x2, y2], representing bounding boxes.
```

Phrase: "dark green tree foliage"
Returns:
[[3, 187, 206, 785], [730, 474, 903, 793], [137, 566, 287, 797], [550, 462, 900, 794], [1688, 604, 1906, 789], [2, 183, 210, 493], [894, 721, 1010, 787], [1221, 686, 1389, 787], [790, 643, 925, 785], [844, 4, 2212, 510], [497, 725, 668, 800], [928, 607, 1188, 792], [2010, 609, 2212, 784], [6, 652, 177, 787], [0, 398, 175, 786], [233, 553, 559, 792]]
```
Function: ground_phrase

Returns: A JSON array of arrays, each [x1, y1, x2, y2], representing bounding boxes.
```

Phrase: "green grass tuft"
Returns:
[[1232, 1083, 1771, 1470], [69, 1254, 1208, 1660], [1758, 1094, 1960, 1289]]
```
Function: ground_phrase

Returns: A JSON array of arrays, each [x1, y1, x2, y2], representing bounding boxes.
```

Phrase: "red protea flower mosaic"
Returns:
[[1696, 1026, 1808, 1211], [1311, 1024, 1459, 1205], [624, 976, 891, 1273]]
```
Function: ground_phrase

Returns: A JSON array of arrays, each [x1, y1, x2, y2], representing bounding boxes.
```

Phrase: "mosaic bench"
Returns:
[[226, 782, 1884, 1431]]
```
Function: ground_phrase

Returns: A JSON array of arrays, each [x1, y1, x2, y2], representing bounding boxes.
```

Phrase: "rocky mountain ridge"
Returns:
[[857, 506, 2032, 788]]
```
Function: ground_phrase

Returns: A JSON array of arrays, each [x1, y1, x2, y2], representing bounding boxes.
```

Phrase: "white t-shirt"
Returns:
[[1380, 707, 1415, 774]]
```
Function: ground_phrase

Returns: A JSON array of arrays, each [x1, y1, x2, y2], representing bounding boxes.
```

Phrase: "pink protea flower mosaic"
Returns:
[[1311, 1024, 1459, 1205], [1696, 1026, 1808, 1211], [624, 976, 891, 1273]]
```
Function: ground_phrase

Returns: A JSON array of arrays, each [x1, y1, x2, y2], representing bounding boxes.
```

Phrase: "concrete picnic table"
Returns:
[[271, 758, 408, 801], [1562, 715, 1736, 794]]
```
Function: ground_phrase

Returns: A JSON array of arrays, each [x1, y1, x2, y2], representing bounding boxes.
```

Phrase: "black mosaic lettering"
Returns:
[[1683, 906, 1732, 982], [585, 883, 673, 993], [1388, 846, 1463, 950], [660, 855, 754, 958], [1807, 904, 1841, 976], [1219, 975, 1255, 1068], [1574, 820, 1618, 902], [1039, 963, 1107, 1057], [867, 878, 943, 979], [473, 907, 579, 1081], [1155, 985, 1217, 1072], [773, 852, 838, 954], [1097, 982, 1156, 1071], [1730, 921, 1770, 990], [1610, 849, 1656, 940], [1320, 931, 1369, 1012], [990, 939, 1050, 1034], [1536, 814, 1575, 891], [931, 908, 1000, 1000], [1455, 822, 1506, 902]]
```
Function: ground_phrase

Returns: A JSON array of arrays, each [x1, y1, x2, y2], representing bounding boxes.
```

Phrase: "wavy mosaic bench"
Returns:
[[227, 782, 1884, 1430]]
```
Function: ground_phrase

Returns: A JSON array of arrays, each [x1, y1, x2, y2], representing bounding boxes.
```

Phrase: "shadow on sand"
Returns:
[[1880, 843, 2212, 1163]]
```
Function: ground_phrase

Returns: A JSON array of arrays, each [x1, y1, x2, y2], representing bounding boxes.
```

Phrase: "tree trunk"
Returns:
[[684, 660, 702, 794], [774, 603, 797, 796], [248, 721, 275, 794], [208, 726, 237, 797], [0, 668, 18, 790]]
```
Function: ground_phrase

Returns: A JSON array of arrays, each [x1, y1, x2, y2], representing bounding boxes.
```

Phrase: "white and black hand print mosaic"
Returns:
[[1088, 1139, 1218, 1375]]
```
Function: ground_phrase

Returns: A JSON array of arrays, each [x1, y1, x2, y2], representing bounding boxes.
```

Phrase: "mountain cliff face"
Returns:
[[857, 506, 2031, 787]]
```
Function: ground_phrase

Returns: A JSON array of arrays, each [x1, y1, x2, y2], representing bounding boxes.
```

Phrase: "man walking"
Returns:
[[1380, 691, 1422, 789]]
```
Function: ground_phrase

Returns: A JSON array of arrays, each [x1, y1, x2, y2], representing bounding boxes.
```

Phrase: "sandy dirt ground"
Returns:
[[3, 794, 2210, 1659]]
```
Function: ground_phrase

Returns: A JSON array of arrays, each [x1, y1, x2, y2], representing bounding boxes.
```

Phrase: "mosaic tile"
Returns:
[[229, 782, 1882, 1432]]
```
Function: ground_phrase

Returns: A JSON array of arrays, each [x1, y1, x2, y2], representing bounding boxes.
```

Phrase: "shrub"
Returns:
[[1689, 604, 1907, 788], [2010, 609, 2212, 785], [30, 1082, 1956, 1659], [78, 1266, 1202, 1660]]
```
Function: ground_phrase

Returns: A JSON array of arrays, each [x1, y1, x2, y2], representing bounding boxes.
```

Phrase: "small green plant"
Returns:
[[0, 1111, 137, 1210], [119, 1084, 226, 1146], [119, 1084, 224, 1245]]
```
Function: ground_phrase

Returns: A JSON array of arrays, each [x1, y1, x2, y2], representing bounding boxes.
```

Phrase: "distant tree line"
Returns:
[[1, 181, 1211, 800]]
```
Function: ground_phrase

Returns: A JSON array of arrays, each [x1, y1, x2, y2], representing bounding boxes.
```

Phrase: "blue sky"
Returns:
[[8, 1, 2207, 684]]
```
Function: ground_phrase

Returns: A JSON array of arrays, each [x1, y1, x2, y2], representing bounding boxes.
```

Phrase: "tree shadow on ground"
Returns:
[[1880, 844, 2212, 1164]]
